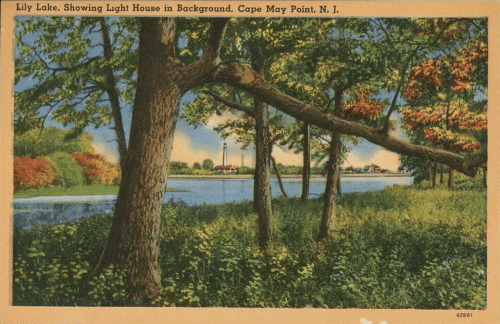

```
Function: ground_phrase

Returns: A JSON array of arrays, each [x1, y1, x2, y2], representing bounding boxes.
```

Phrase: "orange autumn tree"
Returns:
[[14, 156, 55, 189], [400, 20, 487, 187], [71, 153, 121, 185]]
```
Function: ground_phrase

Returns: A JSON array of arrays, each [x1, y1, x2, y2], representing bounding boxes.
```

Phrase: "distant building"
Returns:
[[213, 143, 238, 173]]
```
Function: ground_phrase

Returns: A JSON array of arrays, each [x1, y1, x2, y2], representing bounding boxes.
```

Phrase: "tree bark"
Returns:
[[95, 18, 228, 301], [448, 168, 454, 190], [100, 18, 128, 172], [301, 122, 311, 201], [212, 63, 482, 178], [252, 51, 273, 253], [318, 87, 343, 241], [432, 161, 438, 188], [318, 131, 342, 241], [271, 155, 288, 198], [428, 160, 432, 181], [440, 164, 444, 184]]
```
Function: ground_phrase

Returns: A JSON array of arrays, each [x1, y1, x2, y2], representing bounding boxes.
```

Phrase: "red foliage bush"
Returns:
[[71, 153, 120, 185], [14, 156, 55, 189]]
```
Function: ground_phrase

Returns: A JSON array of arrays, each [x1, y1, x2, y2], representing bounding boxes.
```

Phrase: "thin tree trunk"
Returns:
[[318, 131, 342, 241], [100, 18, 127, 172], [252, 51, 273, 253], [318, 87, 343, 241], [301, 122, 310, 201], [428, 160, 432, 181], [448, 168, 454, 189], [336, 173, 342, 196], [271, 155, 288, 198], [440, 164, 444, 184], [432, 161, 437, 188]]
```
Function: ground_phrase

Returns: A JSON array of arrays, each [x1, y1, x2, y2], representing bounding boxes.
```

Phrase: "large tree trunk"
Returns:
[[95, 18, 228, 301], [94, 18, 182, 301], [100, 18, 128, 172], [252, 51, 273, 253], [301, 122, 311, 201]]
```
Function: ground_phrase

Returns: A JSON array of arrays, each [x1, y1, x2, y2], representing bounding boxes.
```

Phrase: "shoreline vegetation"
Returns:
[[168, 173, 414, 179], [12, 177, 486, 308], [13, 173, 413, 198]]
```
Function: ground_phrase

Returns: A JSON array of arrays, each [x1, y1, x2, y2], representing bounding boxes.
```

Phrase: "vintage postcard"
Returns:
[[1, 1, 499, 323]]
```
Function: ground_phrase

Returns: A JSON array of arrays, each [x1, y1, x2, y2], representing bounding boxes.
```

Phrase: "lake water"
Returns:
[[13, 176, 413, 229]]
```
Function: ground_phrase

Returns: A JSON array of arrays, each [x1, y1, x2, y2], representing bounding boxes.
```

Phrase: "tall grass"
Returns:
[[13, 179, 486, 308]]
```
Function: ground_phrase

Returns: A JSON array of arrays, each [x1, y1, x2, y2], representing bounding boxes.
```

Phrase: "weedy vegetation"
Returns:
[[13, 178, 486, 308]]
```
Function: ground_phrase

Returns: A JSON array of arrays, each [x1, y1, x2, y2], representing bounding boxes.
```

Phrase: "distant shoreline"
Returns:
[[168, 173, 413, 179]]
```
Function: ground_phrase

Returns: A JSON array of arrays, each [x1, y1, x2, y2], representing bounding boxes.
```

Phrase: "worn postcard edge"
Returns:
[[1, 1, 498, 323]]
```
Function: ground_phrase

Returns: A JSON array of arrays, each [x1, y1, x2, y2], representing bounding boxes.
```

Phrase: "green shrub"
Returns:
[[13, 185, 486, 308], [47, 152, 85, 187]]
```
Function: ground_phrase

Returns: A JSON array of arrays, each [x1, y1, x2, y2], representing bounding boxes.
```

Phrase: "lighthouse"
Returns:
[[223, 143, 227, 166], [213, 142, 238, 173]]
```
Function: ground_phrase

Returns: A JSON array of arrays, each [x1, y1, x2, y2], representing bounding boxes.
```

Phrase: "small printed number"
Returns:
[[457, 313, 473, 318]]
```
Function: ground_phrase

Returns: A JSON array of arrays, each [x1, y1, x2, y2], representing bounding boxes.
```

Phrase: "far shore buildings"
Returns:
[[213, 143, 238, 173]]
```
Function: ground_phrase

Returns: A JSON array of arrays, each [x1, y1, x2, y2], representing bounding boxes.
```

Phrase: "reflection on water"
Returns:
[[14, 176, 413, 229]]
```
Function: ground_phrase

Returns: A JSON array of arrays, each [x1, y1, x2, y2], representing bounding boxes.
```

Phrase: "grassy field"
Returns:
[[14, 184, 181, 198], [12, 178, 486, 308]]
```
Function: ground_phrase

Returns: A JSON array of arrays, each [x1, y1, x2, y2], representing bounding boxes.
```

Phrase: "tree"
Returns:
[[202, 158, 214, 171], [14, 126, 94, 157], [399, 18, 488, 188], [15, 17, 138, 171], [192, 162, 202, 170]]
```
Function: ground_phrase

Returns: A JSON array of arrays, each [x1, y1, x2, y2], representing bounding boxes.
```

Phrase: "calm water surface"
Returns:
[[14, 177, 413, 228]]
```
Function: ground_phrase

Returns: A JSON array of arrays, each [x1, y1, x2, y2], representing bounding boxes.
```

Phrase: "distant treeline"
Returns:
[[167, 160, 326, 175]]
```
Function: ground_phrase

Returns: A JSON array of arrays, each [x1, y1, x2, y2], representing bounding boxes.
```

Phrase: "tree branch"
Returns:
[[213, 62, 482, 177], [203, 90, 255, 118]]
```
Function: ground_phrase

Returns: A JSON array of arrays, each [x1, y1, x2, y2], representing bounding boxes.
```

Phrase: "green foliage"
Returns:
[[14, 127, 94, 157], [192, 162, 202, 170], [202, 159, 214, 171], [46, 152, 84, 187], [15, 17, 138, 136], [236, 166, 254, 175], [167, 161, 192, 175], [13, 184, 486, 308]]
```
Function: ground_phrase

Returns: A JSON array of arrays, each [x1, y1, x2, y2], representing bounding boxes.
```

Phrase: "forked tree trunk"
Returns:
[[271, 155, 288, 198], [301, 122, 311, 201], [252, 51, 273, 253], [94, 17, 228, 301], [94, 19, 182, 301]]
